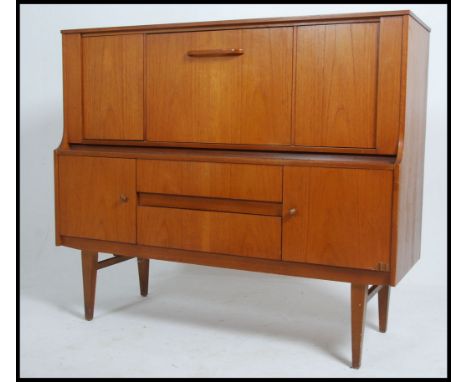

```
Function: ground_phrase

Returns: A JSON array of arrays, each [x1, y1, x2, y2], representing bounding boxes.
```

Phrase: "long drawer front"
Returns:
[[137, 159, 282, 202], [137, 206, 281, 260]]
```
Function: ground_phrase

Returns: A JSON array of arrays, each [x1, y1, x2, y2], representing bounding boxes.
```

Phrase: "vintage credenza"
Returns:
[[55, 10, 430, 368]]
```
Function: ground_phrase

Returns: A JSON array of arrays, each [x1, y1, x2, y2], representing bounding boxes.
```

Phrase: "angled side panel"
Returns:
[[391, 16, 430, 285]]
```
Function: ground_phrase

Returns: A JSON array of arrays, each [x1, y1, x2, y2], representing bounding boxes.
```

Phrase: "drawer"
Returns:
[[137, 160, 282, 202], [137, 206, 281, 260]]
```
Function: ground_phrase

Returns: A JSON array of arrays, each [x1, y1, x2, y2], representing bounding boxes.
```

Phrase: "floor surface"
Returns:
[[20, 248, 447, 378]]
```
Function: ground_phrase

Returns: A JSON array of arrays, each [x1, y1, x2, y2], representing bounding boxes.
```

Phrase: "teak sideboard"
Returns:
[[54, 10, 430, 368]]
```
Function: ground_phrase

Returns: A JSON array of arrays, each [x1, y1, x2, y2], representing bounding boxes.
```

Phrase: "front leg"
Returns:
[[137, 258, 150, 297], [351, 283, 368, 369], [81, 251, 98, 321], [378, 285, 390, 333]]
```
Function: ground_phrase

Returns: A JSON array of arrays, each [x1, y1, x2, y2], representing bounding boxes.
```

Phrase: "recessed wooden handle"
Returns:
[[187, 48, 244, 57]]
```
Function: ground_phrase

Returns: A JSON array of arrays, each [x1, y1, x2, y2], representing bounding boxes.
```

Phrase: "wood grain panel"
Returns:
[[295, 23, 379, 148], [138, 193, 282, 216], [239, 28, 293, 143], [62, 236, 390, 285], [58, 156, 136, 243], [61, 11, 430, 35], [62, 33, 82, 143], [146, 28, 292, 144], [391, 17, 430, 285], [59, 145, 395, 169], [82, 34, 143, 140], [376, 17, 403, 154], [54, 150, 62, 245], [283, 166, 393, 270], [137, 206, 281, 260], [137, 159, 283, 202]]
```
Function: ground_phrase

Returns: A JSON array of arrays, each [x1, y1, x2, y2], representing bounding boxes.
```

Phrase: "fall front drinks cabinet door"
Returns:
[[55, 10, 430, 369], [74, 16, 404, 154]]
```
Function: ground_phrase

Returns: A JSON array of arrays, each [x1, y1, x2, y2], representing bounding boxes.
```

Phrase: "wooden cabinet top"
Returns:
[[61, 10, 430, 34]]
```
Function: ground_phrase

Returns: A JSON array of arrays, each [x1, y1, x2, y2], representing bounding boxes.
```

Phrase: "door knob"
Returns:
[[288, 208, 297, 216], [120, 194, 128, 202]]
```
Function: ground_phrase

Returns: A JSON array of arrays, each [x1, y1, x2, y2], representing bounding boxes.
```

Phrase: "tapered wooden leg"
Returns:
[[378, 285, 390, 333], [81, 251, 98, 321], [351, 283, 368, 369], [137, 258, 150, 297]]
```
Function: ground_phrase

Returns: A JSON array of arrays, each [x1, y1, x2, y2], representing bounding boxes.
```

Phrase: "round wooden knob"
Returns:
[[120, 194, 128, 202], [288, 208, 297, 216]]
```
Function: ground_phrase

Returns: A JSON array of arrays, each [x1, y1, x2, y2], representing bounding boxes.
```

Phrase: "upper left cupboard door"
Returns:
[[82, 34, 144, 140]]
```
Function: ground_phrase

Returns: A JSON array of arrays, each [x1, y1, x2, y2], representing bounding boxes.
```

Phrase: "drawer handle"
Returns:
[[187, 48, 244, 57], [120, 194, 128, 203]]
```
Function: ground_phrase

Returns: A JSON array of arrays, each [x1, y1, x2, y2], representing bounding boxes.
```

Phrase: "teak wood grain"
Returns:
[[62, 236, 390, 285], [58, 145, 395, 170], [295, 23, 378, 148], [282, 166, 393, 270], [81, 251, 98, 321], [58, 156, 136, 243], [137, 159, 283, 202], [146, 28, 292, 145], [351, 284, 368, 368], [82, 34, 144, 140], [378, 285, 390, 332], [137, 258, 150, 296], [375, 17, 404, 154], [55, 11, 431, 368], [137, 206, 282, 260], [391, 16, 430, 285], [61, 11, 430, 34], [138, 193, 283, 217], [62, 33, 82, 143]]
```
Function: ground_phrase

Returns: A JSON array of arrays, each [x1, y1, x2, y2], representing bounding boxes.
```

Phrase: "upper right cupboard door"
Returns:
[[294, 18, 403, 154]]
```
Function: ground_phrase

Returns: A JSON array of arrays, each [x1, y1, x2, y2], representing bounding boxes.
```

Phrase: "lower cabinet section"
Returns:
[[57, 155, 393, 270], [282, 166, 393, 270], [137, 206, 282, 260]]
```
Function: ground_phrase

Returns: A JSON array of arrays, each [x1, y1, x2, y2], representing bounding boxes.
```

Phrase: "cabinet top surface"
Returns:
[[61, 9, 430, 34]]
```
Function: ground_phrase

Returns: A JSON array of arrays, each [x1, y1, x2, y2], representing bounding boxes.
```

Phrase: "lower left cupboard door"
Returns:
[[58, 156, 136, 243]]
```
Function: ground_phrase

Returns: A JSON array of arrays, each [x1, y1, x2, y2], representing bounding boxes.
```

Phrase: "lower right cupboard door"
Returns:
[[282, 166, 393, 271]]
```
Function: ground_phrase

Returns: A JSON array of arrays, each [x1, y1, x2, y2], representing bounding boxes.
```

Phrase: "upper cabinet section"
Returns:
[[82, 35, 144, 140], [146, 28, 293, 145], [61, 12, 429, 155]]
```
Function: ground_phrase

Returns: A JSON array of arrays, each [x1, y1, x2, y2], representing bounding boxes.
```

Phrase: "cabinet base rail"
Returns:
[[80, 250, 390, 369]]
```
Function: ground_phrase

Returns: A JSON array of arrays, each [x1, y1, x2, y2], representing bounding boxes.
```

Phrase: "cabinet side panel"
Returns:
[[54, 151, 62, 245], [62, 33, 82, 143], [376, 16, 403, 154], [392, 17, 430, 285]]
